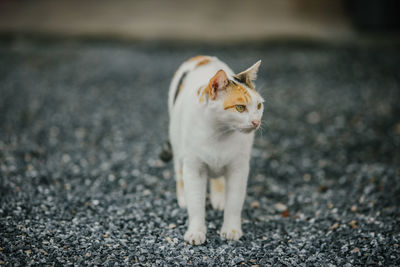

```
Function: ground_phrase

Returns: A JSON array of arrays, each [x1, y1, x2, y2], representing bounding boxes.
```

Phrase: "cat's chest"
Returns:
[[196, 134, 249, 176], [201, 149, 231, 177]]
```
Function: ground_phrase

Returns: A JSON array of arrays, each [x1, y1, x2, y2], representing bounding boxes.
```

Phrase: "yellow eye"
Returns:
[[257, 103, 262, 110], [235, 105, 246, 113]]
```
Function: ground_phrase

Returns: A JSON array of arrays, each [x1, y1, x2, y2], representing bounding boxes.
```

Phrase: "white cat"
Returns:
[[165, 55, 264, 245]]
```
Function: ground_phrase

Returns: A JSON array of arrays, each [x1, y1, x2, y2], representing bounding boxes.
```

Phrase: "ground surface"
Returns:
[[0, 38, 399, 266]]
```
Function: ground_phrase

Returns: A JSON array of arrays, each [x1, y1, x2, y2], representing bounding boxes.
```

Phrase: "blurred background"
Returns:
[[1, 0, 400, 266], [0, 0, 399, 42]]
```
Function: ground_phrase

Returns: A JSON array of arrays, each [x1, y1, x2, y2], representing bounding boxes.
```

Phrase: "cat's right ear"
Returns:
[[208, 70, 228, 100]]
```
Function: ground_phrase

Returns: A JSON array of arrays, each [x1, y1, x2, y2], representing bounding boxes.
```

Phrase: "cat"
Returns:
[[162, 55, 264, 245]]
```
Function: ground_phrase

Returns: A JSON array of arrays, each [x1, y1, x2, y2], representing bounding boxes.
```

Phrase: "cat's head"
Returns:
[[200, 60, 264, 133]]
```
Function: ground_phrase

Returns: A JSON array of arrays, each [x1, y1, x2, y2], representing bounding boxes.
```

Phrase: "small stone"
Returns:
[[281, 210, 290, 218], [250, 201, 260, 209], [328, 202, 333, 209], [329, 223, 339, 230], [108, 174, 116, 182], [162, 170, 171, 179], [306, 111, 321, 124], [318, 185, 328, 193], [25, 250, 32, 256], [64, 183, 71, 190], [351, 205, 357, 212], [303, 173, 311, 182], [274, 202, 287, 212], [104, 232, 110, 238], [86, 252, 91, 257], [351, 247, 359, 253], [39, 249, 48, 255], [168, 223, 176, 229], [166, 237, 173, 244], [349, 220, 357, 229], [62, 154, 71, 163]]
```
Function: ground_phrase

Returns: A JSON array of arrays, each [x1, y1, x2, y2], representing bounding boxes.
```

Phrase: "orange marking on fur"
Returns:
[[196, 58, 211, 68], [200, 86, 210, 103], [211, 178, 224, 193], [177, 179, 184, 194], [178, 83, 184, 93], [199, 95, 205, 103], [186, 55, 208, 63], [223, 83, 251, 110], [198, 87, 206, 103]]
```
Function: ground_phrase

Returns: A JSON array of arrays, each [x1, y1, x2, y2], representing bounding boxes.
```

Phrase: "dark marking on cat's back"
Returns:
[[173, 71, 188, 105]]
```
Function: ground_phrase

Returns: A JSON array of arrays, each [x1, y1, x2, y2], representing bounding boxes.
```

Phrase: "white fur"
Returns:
[[168, 56, 264, 245]]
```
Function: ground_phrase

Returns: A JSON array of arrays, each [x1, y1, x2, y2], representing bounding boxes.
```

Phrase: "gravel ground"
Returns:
[[0, 38, 399, 266]]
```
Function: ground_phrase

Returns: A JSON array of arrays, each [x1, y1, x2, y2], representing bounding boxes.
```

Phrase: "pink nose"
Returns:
[[251, 120, 260, 128]]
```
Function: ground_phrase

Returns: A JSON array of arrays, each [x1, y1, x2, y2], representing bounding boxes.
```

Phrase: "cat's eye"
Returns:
[[257, 103, 262, 110], [235, 105, 246, 113]]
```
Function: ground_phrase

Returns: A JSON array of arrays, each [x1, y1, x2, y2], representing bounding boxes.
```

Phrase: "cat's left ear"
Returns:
[[234, 60, 261, 89], [208, 69, 229, 100]]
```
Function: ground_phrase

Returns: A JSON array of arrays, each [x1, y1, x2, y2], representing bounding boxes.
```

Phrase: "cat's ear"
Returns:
[[234, 60, 261, 89], [208, 69, 229, 100]]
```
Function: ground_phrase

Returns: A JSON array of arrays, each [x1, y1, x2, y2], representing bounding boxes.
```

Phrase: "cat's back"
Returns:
[[168, 55, 233, 113]]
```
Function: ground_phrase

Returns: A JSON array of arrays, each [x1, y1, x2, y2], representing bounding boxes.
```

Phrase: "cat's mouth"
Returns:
[[238, 126, 258, 133]]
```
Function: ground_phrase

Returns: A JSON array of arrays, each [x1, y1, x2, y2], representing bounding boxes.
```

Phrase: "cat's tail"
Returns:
[[159, 140, 173, 162]]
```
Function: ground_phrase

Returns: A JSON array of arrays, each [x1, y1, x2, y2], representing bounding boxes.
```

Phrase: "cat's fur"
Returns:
[[167, 55, 264, 245]]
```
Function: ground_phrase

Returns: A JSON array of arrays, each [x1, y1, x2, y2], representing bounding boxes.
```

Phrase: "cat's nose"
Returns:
[[251, 120, 260, 128]]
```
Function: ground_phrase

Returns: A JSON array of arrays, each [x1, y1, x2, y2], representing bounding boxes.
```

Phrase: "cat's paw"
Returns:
[[184, 228, 206, 245], [210, 192, 225, 211], [177, 194, 186, 208], [220, 225, 242, 241]]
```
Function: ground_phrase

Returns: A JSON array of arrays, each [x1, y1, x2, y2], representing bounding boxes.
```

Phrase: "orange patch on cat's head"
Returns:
[[198, 72, 252, 109], [223, 82, 252, 110]]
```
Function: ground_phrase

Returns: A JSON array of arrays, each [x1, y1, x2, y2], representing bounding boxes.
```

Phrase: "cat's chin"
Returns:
[[238, 127, 256, 134]]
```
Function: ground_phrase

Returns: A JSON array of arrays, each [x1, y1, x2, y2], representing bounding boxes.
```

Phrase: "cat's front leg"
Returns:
[[220, 162, 249, 241], [182, 160, 207, 245]]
